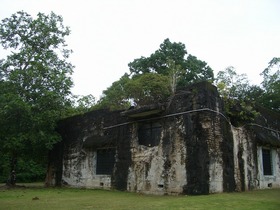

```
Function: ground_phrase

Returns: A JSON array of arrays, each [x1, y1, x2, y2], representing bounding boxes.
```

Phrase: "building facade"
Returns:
[[46, 82, 280, 195]]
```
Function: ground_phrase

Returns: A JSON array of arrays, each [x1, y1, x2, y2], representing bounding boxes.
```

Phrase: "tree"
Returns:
[[167, 59, 183, 94], [215, 66, 259, 125], [66, 94, 96, 115], [260, 57, 280, 111], [97, 73, 131, 110], [97, 72, 171, 110], [128, 38, 187, 76], [180, 54, 214, 86], [98, 39, 214, 110], [0, 11, 74, 185], [0, 80, 31, 183], [215, 66, 250, 100], [125, 73, 171, 107], [128, 38, 214, 87]]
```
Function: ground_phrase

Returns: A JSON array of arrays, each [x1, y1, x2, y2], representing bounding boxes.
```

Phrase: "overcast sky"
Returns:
[[0, 0, 279, 99]]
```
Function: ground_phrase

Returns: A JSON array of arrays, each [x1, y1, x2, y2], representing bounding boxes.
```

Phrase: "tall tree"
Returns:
[[180, 54, 214, 86], [98, 39, 214, 110], [128, 38, 187, 76], [215, 66, 250, 100], [260, 57, 280, 111], [0, 11, 74, 185], [215, 66, 259, 125], [128, 38, 214, 87]]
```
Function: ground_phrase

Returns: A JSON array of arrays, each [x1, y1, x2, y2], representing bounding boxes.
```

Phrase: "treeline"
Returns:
[[93, 39, 279, 115], [0, 11, 279, 184]]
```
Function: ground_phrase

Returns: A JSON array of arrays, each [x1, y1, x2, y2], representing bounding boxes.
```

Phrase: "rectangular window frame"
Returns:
[[96, 148, 116, 175], [138, 122, 162, 147], [262, 148, 273, 176]]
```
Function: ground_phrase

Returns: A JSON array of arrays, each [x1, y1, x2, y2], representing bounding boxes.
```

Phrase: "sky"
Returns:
[[0, 0, 279, 99]]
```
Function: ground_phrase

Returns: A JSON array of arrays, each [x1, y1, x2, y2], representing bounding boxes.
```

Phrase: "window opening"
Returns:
[[96, 148, 115, 175], [138, 122, 161, 147], [262, 148, 273, 176]]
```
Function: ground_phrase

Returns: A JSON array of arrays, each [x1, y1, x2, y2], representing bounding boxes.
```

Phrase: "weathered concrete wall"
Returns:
[[46, 81, 280, 195], [46, 109, 131, 190], [232, 127, 258, 191], [62, 147, 112, 188], [125, 82, 236, 195], [231, 126, 280, 191], [127, 117, 187, 195]]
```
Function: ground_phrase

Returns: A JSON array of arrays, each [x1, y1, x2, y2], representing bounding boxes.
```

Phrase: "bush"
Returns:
[[16, 159, 46, 183]]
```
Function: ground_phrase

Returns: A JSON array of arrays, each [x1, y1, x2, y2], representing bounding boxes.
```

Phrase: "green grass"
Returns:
[[0, 184, 280, 210]]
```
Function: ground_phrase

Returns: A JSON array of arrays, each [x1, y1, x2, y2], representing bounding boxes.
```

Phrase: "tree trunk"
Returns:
[[6, 155, 17, 187]]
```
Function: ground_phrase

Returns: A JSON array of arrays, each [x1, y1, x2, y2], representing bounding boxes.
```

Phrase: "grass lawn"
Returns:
[[0, 184, 280, 210]]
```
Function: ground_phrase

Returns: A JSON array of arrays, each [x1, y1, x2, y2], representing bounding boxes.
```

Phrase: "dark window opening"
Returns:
[[158, 184, 164, 188], [96, 149, 115, 175], [138, 122, 161, 147], [262, 149, 273, 176]]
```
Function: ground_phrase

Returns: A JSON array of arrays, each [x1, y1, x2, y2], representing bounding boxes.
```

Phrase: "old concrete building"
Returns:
[[46, 82, 280, 195]]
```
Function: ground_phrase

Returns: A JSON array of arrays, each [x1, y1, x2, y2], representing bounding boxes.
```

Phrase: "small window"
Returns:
[[96, 149, 115, 175], [262, 149, 273, 176], [138, 122, 161, 147]]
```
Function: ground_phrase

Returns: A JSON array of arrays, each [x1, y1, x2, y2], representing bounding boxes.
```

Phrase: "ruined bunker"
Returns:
[[46, 82, 280, 195]]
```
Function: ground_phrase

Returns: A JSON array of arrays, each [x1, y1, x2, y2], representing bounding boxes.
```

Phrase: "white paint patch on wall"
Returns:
[[209, 159, 223, 193], [127, 119, 187, 195], [62, 147, 112, 189], [127, 145, 165, 194], [231, 126, 242, 191]]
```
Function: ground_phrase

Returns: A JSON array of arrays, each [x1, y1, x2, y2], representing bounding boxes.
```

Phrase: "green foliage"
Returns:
[[179, 54, 214, 86], [0, 11, 74, 183], [216, 61, 280, 114], [99, 39, 214, 109], [126, 73, 171, 106], [260, 57, 280, 112], [16, 159, 46, 183], [215, 66, 260, 124], [215, 66, 250, 100], [97, 72, 171, 110], [0, 154, 10, 183], [261, 57, 280, 89], [65, 94, 97, 116], [0, 156, 45, 183], [128, 38, 187, 76], [223, 99, 260, 126], [128, 38, 214, 87], [0, 81, 31, 153], [97, 73, 131, 110]]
